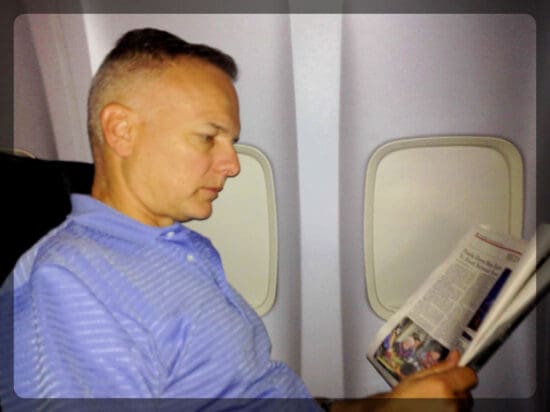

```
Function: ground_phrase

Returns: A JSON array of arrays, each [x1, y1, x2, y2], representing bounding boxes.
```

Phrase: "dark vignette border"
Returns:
[[1, 0, 548, 411]]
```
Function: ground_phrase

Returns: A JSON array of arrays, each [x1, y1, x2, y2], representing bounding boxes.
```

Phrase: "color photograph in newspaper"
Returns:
[[371, 317, 450, 383]]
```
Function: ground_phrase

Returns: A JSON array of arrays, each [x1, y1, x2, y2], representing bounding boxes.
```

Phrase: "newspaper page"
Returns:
[[460, 224, 550, 367], [367, 225, 527, 386]]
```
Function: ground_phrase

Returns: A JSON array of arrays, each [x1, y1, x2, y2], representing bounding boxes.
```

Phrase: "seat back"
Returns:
[[0, 152, 94, 284]]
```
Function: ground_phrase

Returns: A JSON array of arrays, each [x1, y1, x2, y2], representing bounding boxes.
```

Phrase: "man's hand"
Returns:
[[326, 351, 478, 412], [389, 350, 477, 399]]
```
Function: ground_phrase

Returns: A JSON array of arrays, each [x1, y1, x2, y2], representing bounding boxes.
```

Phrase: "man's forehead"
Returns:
[[128, 58, 240, 134]]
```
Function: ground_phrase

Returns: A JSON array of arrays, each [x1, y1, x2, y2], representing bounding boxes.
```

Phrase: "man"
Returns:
[[4, 28, 476, 410]]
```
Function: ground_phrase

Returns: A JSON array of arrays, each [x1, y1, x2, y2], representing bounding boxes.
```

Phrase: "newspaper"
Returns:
[[366, 224, 550, 386]]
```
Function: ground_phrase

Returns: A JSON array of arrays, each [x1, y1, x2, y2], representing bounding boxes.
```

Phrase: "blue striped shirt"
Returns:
[[5, 195, 314, 406]]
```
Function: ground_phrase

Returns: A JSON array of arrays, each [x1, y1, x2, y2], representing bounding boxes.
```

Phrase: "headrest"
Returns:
[[0, 152, 94, 282]]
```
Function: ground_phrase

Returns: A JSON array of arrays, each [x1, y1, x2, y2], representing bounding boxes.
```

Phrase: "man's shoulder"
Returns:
[[11, 219, 105, 285], [30, 219, 91, 257]]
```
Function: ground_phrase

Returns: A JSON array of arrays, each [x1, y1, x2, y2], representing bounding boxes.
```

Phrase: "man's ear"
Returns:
[[100, 103, 136, 157]]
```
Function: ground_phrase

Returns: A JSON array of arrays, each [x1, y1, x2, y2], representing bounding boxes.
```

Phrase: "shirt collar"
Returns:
[[69, 194, 191, 246]]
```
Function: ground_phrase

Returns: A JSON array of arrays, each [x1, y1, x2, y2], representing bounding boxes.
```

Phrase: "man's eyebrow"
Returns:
[[208, 122, 240, 142]]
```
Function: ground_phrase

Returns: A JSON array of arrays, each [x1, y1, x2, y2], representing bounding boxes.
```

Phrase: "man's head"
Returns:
[[88, 28, 241, 227], [88, 28, 238, 149]]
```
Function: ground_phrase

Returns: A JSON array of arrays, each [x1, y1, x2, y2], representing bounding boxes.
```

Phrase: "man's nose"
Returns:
[[220, 144, 240, 177]]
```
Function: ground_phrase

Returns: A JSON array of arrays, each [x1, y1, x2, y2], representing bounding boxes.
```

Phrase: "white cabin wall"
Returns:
[[290, 14, 344, 397], [339, 14, 536, 398], [24, 14, 93, 162], [13, 15, 57, 159]]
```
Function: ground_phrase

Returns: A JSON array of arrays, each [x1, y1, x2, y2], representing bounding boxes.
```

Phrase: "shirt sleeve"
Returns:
[[14, 264, 160, 398]]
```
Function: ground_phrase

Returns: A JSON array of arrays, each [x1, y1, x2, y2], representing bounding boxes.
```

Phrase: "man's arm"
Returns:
[[14, 264, 158, 398]]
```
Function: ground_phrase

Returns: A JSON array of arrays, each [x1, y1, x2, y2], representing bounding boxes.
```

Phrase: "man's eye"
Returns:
[[200, 134, 215, 142]]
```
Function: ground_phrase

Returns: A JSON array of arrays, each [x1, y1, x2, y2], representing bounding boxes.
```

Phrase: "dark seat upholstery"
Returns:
[[0, 152, 94, 284]]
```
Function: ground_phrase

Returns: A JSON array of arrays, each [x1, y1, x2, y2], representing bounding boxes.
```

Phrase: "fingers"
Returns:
[[407, 362, 478, 394], [441, 350, 461, 367], [391, 350, 478, 400], [433, 365, 478, 394]]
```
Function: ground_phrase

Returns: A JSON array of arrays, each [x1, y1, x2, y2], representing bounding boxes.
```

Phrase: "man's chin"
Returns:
[[185, 207, 214, 222]]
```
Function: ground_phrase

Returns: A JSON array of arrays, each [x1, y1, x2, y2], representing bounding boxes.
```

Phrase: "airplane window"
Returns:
[[364, 136, 523, 319]]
